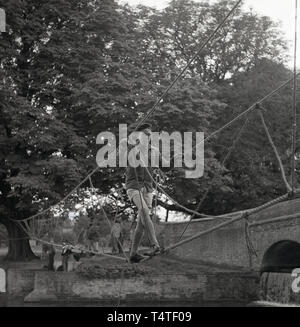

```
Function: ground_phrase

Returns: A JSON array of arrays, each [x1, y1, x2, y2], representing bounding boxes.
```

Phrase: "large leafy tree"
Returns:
[[0, 0, 154, 260], [129, 0, 288, 84], [0, 0, 221, 260], [0, 0, 293, 261], [211, 59, 298, 213]]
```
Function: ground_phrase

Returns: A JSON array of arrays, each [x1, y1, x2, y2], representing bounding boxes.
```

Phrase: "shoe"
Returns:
[[73, 253, 82, 262], [62, 244, 74, 256], [144, 245, 162, 257], [130, 253, 147, 263]]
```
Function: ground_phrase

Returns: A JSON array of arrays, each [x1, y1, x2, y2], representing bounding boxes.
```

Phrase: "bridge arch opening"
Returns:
[[261, 240, 300, 273]]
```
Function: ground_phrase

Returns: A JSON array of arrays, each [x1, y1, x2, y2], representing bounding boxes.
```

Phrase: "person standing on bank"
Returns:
[[125, 123, 162, 263], [111, 217, 123, 254]]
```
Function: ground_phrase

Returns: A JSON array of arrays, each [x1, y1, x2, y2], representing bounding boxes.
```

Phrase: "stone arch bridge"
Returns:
[[159, 197, 300, 271]]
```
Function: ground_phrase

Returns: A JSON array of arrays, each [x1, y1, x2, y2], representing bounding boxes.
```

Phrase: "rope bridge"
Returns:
[[8, 0, 300, 265]]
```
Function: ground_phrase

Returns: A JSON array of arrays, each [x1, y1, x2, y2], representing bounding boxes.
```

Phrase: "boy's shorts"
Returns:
[[127, 188, 153, 209]]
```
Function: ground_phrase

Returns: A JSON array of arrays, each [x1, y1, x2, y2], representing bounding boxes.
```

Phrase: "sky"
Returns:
[[121, 0, 298, 67]]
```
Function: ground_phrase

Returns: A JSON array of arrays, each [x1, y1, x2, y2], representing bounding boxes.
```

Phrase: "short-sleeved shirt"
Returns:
[[124, 142, 155, 191]]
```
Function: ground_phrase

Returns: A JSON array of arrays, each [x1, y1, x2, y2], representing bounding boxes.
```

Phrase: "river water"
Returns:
[[0, 295, 248, 307]]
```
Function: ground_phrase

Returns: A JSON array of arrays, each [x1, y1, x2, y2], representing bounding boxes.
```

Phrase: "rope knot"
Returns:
[[62, 244, 74, 256], [255, 103, 266, 113], [288, 190, 295, 200], [242, 212, 258, 259], [242, 212, 250, 222]]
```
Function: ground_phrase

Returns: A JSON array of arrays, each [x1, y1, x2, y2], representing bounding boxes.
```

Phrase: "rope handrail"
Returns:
[[10, 165, 100, 222], [172, 73, 300, 163], [143, 167, 211, 218], [128, 148, 297, 224], [15, 187, 300, 265], [257, 106, 292, 192], [249, 212, 300, 227], [177, 115, 251, 241], [15, 217, 128, 262], [162, 191, 293, 253], [18, 189, 299, 265], [31, 236, 127, 261]]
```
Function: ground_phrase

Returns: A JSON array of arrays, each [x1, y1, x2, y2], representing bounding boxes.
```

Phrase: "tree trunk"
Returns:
[[4, 221, 38, 261]]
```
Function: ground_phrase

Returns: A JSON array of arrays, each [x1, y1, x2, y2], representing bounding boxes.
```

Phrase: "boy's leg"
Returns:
[[128, 189, 146, 256], [130, 208, 144, 256], [142, 189, 161, 254], [129, 189, 159, 251], [142, 189, 154, 216], [111, 236, 118, 253]]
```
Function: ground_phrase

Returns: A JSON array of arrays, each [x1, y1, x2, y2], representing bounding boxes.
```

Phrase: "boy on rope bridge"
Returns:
[[124, 123, 167, 263]]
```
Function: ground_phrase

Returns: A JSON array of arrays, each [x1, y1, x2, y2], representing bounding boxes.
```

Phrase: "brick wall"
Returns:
[[4, 269, 258, 303], [6, 269, 36, 296], [260, 272, 300, 304], [159, 198, 300, 270]]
